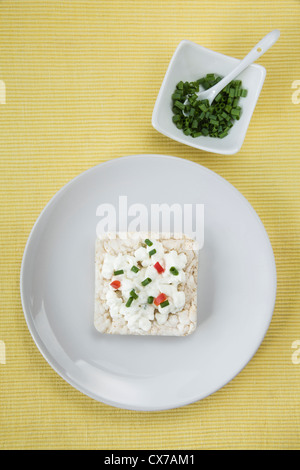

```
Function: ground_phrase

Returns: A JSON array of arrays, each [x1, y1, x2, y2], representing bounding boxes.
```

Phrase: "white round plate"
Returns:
[[20, 155, 276, 411]]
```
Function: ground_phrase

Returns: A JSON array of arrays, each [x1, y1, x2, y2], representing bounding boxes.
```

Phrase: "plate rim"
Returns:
[[20, 154, 277, 411]]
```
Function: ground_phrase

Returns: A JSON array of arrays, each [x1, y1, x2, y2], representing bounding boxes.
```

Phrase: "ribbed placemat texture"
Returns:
[[0, 0, 299, 450]]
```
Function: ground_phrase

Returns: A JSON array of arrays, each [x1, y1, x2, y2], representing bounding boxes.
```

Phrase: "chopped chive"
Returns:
[[147, 296, 154, 304], [219, 131, 228, 138], [130, 289, 138, 299], [125, 297, 134, 307], [114, 270, 124, 275], [160, 300, 170, 308], [170, 266, 179, 276], [172, 92, 182, 100], [131, 265, 139, 273], [199, 103, 208, 112], [174, 100, 185, 110], [149, 249, 156, 257], [222, 111, 231, 121], [231, 108, 241, 118], [145, 238, 153, 247], [141, 277, 152, 286]]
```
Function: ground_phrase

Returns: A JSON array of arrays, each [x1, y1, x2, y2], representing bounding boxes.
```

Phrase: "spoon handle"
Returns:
[[210, 30, 280, 98]]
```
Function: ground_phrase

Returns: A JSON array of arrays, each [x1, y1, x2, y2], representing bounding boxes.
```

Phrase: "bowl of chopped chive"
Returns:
[[152, 40, 266, 155]]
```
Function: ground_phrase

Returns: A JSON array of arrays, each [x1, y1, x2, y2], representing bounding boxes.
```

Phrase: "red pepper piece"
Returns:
[[110, 280, 121, 289], [154, 293, 167, 306], [154, 261, 165, 274]]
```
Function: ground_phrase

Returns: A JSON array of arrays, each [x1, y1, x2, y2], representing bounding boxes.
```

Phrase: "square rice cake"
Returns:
[[94, 232, 199, 336]]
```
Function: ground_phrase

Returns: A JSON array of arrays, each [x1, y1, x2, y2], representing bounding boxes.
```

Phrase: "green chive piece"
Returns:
[[149, 249, 156, 257], [131, 265, 139, 273], [192, 131, 202, 138], [141, 278, 152, 286], [144, 239, 153, 246], [114, 270, 124, 275], [170, 266, 179, 276], [172, 92, 182, 100], [130, 289, 138, 299], [199, 103, 208, 112], [219, 131, 228, 138], [160, 300, 170, 308], [231, 108, 240, 116], [174, 100, 185, 111], [126, 297, 134, 308], [147, 296, 154, 304]]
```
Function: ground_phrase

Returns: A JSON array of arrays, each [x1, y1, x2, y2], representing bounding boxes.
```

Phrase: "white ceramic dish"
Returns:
[[20, 155, 276, 411], [152, 40, 266, 155]]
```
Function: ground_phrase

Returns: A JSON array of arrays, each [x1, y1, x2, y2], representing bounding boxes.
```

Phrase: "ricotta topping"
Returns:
[[101, 238, 187, 332]]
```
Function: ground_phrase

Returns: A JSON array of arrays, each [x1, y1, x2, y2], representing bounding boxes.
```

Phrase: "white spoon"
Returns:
[[196, 29, 280, 105]]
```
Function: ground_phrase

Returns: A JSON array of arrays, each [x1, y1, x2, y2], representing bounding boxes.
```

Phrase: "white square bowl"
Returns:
[[152, 40, 266, 155]]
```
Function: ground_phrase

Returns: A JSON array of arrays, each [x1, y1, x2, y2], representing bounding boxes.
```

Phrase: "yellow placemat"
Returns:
[[0, 0, 299, 450]]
